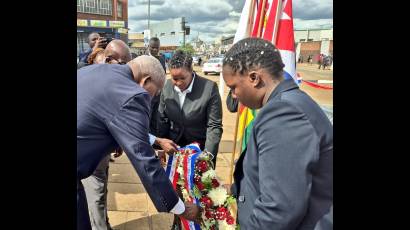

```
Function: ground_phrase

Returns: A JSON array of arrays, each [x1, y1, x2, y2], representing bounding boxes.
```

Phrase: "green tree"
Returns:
[[178, 43, 195, 55]]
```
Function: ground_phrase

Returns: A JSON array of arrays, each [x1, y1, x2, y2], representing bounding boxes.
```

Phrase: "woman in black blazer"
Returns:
[[157, 50, 223, 168]]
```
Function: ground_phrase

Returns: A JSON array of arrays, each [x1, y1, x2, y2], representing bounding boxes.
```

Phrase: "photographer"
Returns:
[[77, 33, 111, 69]]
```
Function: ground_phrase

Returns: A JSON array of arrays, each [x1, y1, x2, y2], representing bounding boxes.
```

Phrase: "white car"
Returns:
[[202, 57, 223, 75], [192, 56, 199, 65]]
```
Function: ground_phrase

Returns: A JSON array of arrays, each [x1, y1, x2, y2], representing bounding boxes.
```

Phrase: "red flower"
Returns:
[[226, 215, 235, 225], [196, 181, 205, 191], [197, 160, 208, 172], [194, 175, 201, 183], [200, 196, 213, 208], [210, 226, 216, 230], [215, 206, 227, 220], [211, 178, 220, 188], [204, 209, 215, 219]]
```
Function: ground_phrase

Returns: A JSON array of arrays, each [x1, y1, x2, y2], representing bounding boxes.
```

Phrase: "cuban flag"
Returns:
[[263, 0, 300, 84]]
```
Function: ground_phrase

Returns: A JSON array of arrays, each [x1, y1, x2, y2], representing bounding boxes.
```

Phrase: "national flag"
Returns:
[[263, 0, 299, 84]]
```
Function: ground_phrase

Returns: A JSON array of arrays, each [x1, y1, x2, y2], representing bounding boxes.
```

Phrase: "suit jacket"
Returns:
[[232, 79, 333, 230], [77, 64, 179, 212], [79, 48, 92, 63], [158, 73, 223, 155], [149, 93, 161, 137]]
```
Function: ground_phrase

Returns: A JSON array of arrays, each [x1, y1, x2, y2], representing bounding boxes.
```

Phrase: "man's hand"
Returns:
[[155, 150, 167, 167], [179, 202, 202, 223], [155, 138, 178, 154], [113, 147, 123, 158], [93, 37, 108, 51]]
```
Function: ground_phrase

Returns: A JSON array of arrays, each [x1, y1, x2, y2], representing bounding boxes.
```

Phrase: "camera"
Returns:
[[100, 36, 113, 49], [105, 37, 113, 43]]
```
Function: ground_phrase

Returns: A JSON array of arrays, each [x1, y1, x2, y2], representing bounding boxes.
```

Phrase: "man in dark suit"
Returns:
[[77, 55, 201, 230], [147, 37, 166, 138], [223, 38, 333, 229], [81, 39, 132, 230], [157, 50, 223, 168]]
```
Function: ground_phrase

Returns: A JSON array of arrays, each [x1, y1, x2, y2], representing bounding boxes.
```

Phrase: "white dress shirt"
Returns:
[[174, 74, 195, 109]]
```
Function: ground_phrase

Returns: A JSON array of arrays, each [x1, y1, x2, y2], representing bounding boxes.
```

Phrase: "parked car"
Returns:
[[202, 57, 223, 75], [193, 56, 199, 65]]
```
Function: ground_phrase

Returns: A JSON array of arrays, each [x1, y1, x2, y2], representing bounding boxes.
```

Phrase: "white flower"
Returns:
[[208, 187, 227, 206], [177, 165, 184, 175], [201, 169, 217, 182], [181, 188, 190, 200], [218, 220, 236, 230]]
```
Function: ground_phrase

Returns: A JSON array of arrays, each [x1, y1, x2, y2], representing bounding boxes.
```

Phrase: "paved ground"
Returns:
[[106, 63, 333, 229]]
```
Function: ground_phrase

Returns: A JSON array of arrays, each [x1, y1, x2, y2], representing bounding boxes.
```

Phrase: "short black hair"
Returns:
[[169, 50, 192, 70], [149, 37, 160, 43], [223, 37, 285, 79], [88, 32, 99, 42]]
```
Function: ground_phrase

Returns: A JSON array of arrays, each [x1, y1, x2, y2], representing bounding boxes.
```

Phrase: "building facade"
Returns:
[[77, 0, 128, 57], [294, 28, 333, 63], [294, 28, 333, 42], [220, 35, 234, 54], [149, 18, 185, 50], [128, 33, 146, 55]]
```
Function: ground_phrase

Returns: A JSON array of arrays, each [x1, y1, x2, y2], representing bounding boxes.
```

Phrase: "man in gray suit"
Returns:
[[222, 38, 333, 229], [77, 55, 201, 230]]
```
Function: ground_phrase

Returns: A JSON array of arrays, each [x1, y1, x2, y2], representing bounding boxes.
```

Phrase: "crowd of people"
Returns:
[[77, 33, 333, 230], [298, 53, 333, 70]]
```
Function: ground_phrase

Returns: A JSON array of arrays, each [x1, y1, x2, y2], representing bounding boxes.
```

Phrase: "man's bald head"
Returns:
[[104, 39, 131, 64], [127, 55, 166, 97]]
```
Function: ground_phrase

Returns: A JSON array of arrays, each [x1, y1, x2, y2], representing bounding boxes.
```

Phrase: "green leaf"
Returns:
[[193, 186, 202, 199], [203, 175, 212, 185], [176, 180, 185, 186], [205, 183, 213, 190], [226, 196, 236, 205]]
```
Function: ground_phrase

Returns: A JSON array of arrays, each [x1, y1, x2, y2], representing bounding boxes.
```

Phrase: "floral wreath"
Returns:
[[166, 143, 238, 230]]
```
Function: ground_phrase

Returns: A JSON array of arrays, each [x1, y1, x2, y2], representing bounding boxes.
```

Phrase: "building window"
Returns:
[[307, 39, 313, 42], [99, 0, 113, 15], [77, 0, 83, 12], [170, 31, 175, 35], [299, 39, 306, 42], [77, 0, 113, 16], [117, 1, 123, 18], [85, 0, 96, 8], [160, 32, 166, 37]]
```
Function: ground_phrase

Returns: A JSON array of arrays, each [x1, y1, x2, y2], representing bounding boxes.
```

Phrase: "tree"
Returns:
[[178, 43, 195, 55]]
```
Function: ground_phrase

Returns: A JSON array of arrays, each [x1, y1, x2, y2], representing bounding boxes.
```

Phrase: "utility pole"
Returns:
[[181, 17, 186, 47], [148, 0, 151, 30]]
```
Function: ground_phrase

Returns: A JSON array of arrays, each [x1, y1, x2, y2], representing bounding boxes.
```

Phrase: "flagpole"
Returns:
[[271, 0, 283, 45], [247, 0, 257, 36], [256, 0, 267, 37], [228, 103, 242, 185], [228, 0, 256, 186]]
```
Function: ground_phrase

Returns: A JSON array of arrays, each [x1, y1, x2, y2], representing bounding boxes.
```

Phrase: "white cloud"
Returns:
[[293, 18, 333, 30], [128, 0, 333, 42]]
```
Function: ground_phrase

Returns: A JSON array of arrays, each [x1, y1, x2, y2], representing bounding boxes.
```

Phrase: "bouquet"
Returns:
[[166, 143, 238, 230]]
